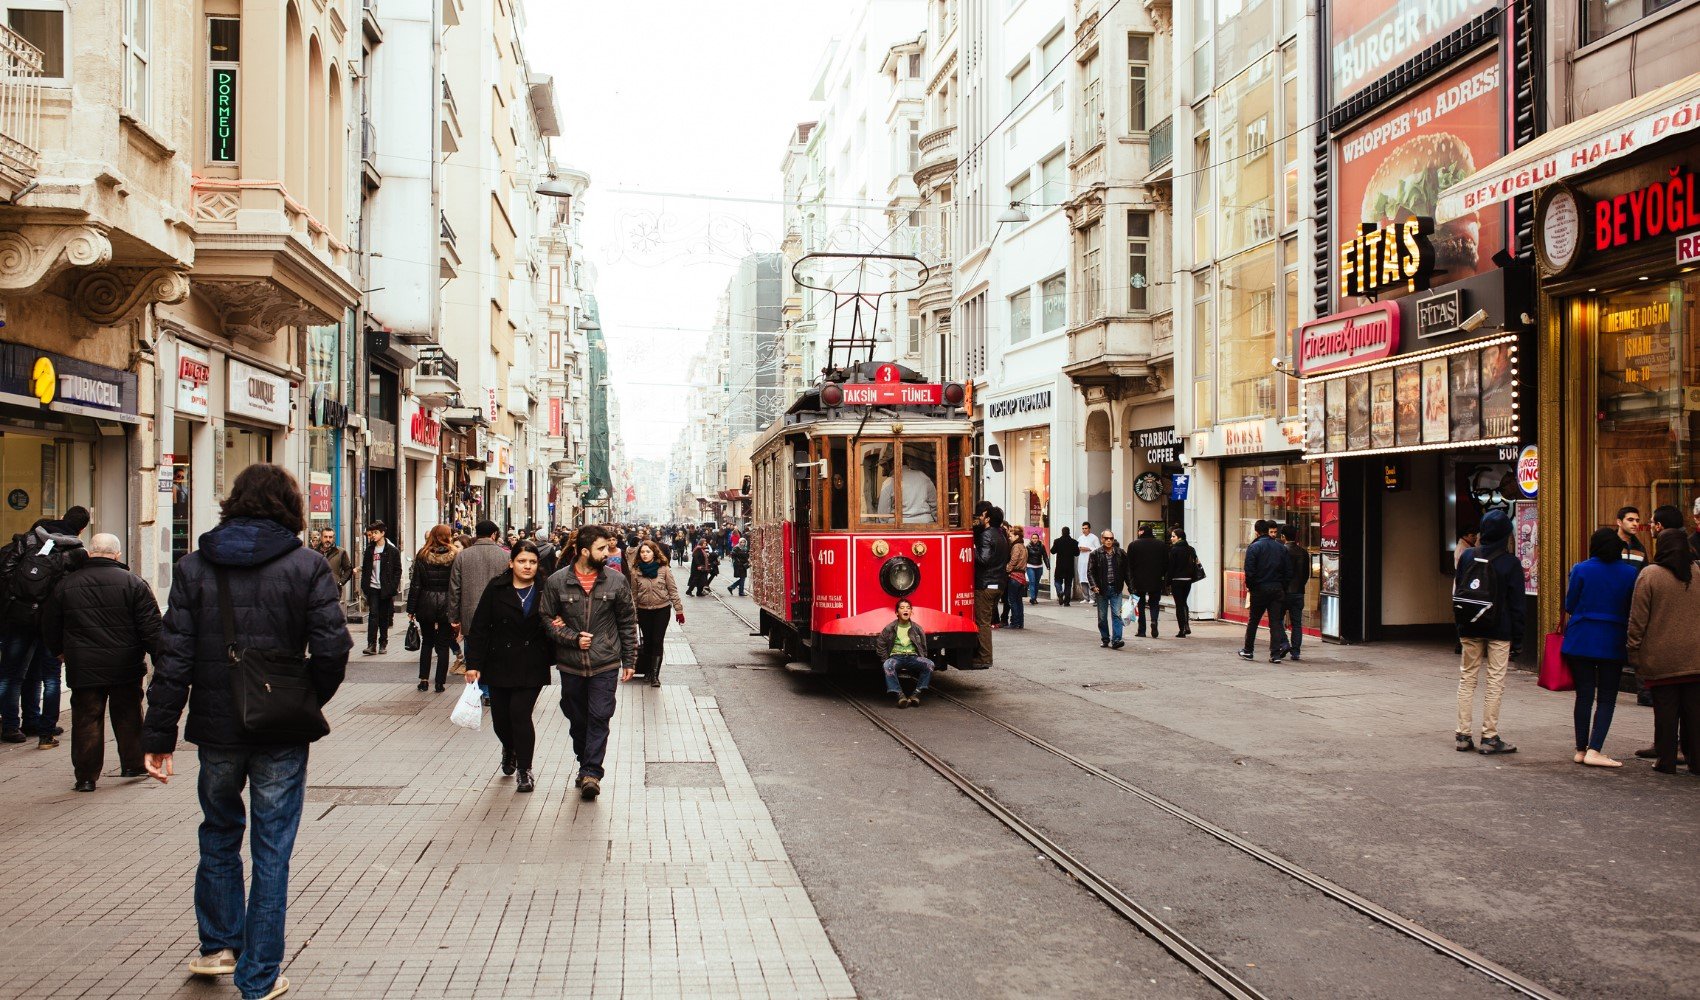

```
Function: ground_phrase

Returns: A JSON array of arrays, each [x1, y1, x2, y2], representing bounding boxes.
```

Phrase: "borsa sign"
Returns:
[[1339, 217, 1437, 298]]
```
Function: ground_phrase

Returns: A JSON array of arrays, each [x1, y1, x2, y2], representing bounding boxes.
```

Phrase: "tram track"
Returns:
[[708, 593, 1567, 1000]]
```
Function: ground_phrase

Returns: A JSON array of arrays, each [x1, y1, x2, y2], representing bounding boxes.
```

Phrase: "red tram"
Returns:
[[748, 360, 982, 670]]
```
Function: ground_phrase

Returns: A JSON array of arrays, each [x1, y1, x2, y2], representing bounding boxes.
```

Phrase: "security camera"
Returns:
[[1460, 309, 1489, 333], [1271, 356, 1295, 375]]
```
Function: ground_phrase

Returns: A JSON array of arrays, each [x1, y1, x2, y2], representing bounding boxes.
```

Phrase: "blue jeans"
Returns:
[[1095, 593, 1123, 643], [882, 655, 934, 694], [560, 669, 620, 778], [1571, 658, 1625, 752], [1026, 567, 1042, 601], [196, 745, 310, 999], [729, 574, 746, 595], [0, 626, 60, 734], [1282, 595, 1305, 655], [1003, 584, 1025, 627]]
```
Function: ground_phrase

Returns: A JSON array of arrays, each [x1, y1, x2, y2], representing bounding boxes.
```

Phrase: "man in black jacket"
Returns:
[[41, 533, 161, 791], [1453, 507, 1525, 755], [0, 504, 88, 745], [358, 520, 402, 655], [1049, 528, 1079, 606], [1239, 520, 1291, 663], [1087, 530, 1129, 648], [1127, 526, 1169, 639], [972, 503, 1010, 666], [1279, 525, 1310, 661], [143, 464, 349, 1000]]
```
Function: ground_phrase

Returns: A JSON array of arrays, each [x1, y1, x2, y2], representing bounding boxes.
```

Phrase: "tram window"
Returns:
[[828, 438, 849, 529], [947, 437, 966, 528], [897, 441, 940, 525], [859, 443, 897, 524]]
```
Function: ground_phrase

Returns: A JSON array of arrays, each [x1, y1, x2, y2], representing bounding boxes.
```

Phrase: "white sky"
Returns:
[[524, 1, 843, 462]]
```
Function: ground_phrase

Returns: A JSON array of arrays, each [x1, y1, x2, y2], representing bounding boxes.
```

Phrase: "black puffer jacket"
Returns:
[[974, 524, 1012, 590], [143, 517, 352, 753], [405, 545, 456, 623], [464, 571, 553, 688], [40, 557, 162, 688]]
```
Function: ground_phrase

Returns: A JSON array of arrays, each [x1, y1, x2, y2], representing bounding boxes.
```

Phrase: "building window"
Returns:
[[1282, 53, 1299, 230], [1127, 33, 1150, 132], [1008, 58, 1031, 110], [908, 305, 922, 356], [1216, 243, 1278, 421], [1192, 0, 1212, 97], [1008, 171, 1031, 212], [1192, 126, 1212, 265], [1041, 27, 1067, 74], [1009, 288, 1032, 345], [1217, 55, 1276, 258], [6, 1, 67, 79], [122, 0, 149, 118], [1039, 148, 1064, 205], [1079, 50, 1102, 148], [908, 119, 921, 171], [964, 293, 987, 379], [1080, 223, 1103, 321], [908, 51, 922, 78], [1127, 211, 1150, 312], [1041, 273, 1066, 333], [1584, 0, 1688, 44]]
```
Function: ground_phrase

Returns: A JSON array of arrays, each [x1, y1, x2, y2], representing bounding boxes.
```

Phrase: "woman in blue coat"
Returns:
[[1562, 528, 1642, 767]]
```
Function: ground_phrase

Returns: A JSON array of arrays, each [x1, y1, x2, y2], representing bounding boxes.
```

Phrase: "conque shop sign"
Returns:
[[987, 390, 1052, 419]]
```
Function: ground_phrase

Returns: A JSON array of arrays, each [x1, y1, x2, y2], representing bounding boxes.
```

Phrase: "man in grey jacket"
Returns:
[[449, 520, 509, 641], [539, 524, 637, 801]]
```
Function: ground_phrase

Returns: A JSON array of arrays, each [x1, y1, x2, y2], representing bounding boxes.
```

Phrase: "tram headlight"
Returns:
[[880, 556, 921, 597]]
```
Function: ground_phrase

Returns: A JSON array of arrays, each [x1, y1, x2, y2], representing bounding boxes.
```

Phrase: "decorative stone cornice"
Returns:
[[194, 277, 335, 347], [71, 266, 190, 327], [0, 225, 113, 296]]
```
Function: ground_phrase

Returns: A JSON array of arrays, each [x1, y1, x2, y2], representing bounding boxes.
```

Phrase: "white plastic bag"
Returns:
[[1121, 596, 1137, 624], [449, 682, 483, 731]]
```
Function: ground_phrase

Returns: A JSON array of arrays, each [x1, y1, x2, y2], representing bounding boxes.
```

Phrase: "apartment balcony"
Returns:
[[361, 0, 382, 43], [1063, 314, 1159, 392], [0, 23, 42, 203], [916, 259, 952, 313], [915, 124, 956, 186], [360, 116, 379, 191], [440, 77, 461, 154], [1147, 116, 1173, 182], [415, 346, 460, 406]]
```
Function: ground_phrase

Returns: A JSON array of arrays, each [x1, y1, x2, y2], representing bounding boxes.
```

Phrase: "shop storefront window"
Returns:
[[0, 426, 96, 540], [1215, 54, 1276, 259], [309, 426, 335, 534], [1220, 459, 1320, 627], [1006, 427, 1051, 535], [1216, 243, 1278, 421], [1592, 279, 1697, 526], [224, 425, 273, 495], [171, 416, 193, 562]]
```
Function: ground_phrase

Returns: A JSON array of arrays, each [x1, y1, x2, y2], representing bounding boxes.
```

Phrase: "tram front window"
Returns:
[[861, 440, 940, 527], [860, 443, 895, 524]]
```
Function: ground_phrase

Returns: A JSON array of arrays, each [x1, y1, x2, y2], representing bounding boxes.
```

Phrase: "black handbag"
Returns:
[[215, 567, 331, 744], [404, 619, 422, 651], [1191, 556, 1207, 582]]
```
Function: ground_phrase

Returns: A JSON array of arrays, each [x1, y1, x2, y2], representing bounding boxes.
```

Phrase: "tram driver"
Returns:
[[873, 450, 938, 522]]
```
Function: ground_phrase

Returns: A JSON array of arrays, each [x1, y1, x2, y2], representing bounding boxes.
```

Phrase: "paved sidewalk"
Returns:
[[0, 632, 854, 1000]]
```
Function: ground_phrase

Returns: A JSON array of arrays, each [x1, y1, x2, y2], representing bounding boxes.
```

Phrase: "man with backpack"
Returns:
[[1452, 507, 1526, 755], [0, 505, 89, 745]]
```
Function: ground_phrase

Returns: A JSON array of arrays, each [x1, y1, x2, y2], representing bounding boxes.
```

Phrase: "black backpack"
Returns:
[[1452, 552, 1501, 636], [1, 531, 76, 629]]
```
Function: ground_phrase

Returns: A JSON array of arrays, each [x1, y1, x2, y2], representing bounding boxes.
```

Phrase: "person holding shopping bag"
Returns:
[[1560, 528, 1641, 767], [463, 541, 553, 793], [627, 540, 684, 687]]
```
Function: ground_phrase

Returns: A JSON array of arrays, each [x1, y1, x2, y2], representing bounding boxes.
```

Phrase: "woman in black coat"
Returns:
[[1166, 528, 1199, 638], [406, 524, 457, 693], [463, 541, 553, 793]]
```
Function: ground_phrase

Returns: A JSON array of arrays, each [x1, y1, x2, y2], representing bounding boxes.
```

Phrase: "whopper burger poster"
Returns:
[[1334, 52, 1506, 311]]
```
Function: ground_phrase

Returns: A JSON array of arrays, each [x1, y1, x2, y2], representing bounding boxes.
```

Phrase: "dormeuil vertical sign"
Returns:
[[211, 67, 237, 163]]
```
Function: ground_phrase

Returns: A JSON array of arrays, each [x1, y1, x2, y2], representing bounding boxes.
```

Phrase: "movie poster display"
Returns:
[[1326, 378, 1348, 453], [1305, 382, 1326, 455], [1334, 53, 1506, 310], [1370, 368, 1395, 449], [1329, 0, 1502, 104], [1346, 372, 1371, 451], [1480, 343, 1515, 437], [1449, 352, 1481, 441], [1421, 358, 1449, 443], [1395, 364, 1422, 447]]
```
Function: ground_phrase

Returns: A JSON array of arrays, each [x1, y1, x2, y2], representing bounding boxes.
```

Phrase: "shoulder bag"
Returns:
[[215, 567, 331, 744]]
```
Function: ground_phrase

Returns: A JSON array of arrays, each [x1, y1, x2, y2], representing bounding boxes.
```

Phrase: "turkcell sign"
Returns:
[[842, 383, 943, 405], [211, 67, 237, 163], [1296, 302, 1400, 375]]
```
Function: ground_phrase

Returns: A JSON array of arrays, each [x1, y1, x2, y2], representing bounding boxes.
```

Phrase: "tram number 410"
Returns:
[[816, 550, 836, 566]]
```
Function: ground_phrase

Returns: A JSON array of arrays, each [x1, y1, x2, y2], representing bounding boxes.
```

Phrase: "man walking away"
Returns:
[[1453, 508, 1525, 755], [311, 528, 353, 601], [1077, 522, 1098, 604], [1049, 528, 1079, 607], [540, 525, 638, 800], [143, 464, 350, 1000], [450, 519, 509, 666], [40, 533, 160, 791], [0, 504, 89, 745], [1088, 530, 1128, 649], [727, 541, 749, 596], [1239, 520, 1291, 663], [972, 504, 1010, 666], [358, 521, 401, 655], [1128, 526, 1169, 638], [1279, 525, 1310, 661]]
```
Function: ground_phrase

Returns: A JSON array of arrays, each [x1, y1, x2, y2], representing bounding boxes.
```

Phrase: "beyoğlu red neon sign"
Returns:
[[1594, 167, 1697, 251]]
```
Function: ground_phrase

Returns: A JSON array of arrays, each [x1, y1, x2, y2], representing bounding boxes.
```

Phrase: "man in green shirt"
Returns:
[[874, 598, 934, 708]]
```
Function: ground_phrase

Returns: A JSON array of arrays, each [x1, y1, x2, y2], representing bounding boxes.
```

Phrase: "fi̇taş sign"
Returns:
[[1297, 302, 1401, 375], [1339, 218, 1436, 298]]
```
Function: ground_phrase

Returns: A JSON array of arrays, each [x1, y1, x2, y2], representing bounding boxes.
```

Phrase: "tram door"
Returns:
[[791, 437, 812, 622]]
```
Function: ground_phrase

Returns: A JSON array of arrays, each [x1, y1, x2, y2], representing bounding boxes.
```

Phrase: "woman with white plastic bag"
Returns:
[[462, 541, 554, 793]]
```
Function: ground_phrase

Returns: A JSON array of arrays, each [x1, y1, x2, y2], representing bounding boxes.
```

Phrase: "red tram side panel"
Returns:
[[749, 520, 790, 618]]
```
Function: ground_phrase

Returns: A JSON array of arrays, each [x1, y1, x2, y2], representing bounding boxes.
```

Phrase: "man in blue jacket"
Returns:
[[1453, 508, 1525, 755], [1238, 520, 1291, 663]]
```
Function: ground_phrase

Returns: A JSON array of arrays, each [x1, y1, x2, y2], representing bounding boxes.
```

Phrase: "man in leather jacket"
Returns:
[[973, 503, 1010, 667]]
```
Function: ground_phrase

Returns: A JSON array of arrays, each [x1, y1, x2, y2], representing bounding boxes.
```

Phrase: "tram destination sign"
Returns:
[[840, 382, 943, 406]]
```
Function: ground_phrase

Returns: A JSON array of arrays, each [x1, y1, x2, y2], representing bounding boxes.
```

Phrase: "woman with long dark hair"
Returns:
[[1561, 527, 1641, 767], [627, 540, 685, 687], [406, 524, 457, 692], [464, 541, 553, 793], [1627, 529, 1700, 775], [1167, 528, 1198, 637]]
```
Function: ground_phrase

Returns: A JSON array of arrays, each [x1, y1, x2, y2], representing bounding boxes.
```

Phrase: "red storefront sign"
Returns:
[[841, 382, 944, 405], [549, 397, 562, 436], [408, 408, 441, 449], [1592, 167, 1698, 252], [1297, 302, 1401, 375], [309, 481, 333, 514]]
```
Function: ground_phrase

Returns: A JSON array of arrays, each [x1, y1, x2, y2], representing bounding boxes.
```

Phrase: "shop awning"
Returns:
[[1438, 72, 1700, 219]]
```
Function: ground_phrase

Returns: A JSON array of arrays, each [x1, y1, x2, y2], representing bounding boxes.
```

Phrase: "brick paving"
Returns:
[[0, 632, 855, 1000]]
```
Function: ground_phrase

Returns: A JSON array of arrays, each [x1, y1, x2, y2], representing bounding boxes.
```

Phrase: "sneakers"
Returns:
[[1288, 653, 1302, 662], [516, 770, 535, 793], [1478, 735, 1517, 755], [1454, 733, 1475, 752], [1111, 639, 1125, 650], [253, 976, 290, 999], [501, 749, 517, 776], [573, 773, 587, 788], [362, 646, 377, 656], [38, 734, 58, 749], [379, 643, 388, 655], [897, 693, 913, 708], [188, 949, 237, 976], [1236, 649, 1254, 661], [909, 688, 924, 706], [580, 776, 601, 801]]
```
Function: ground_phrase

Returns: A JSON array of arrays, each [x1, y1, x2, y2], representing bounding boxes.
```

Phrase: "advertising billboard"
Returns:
[[1334, 52, 1506, 312], [1329, 0, 1502, 105]]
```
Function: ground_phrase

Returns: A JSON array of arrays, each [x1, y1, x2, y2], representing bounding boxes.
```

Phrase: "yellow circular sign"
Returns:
[[30, 356, 55, 405]]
